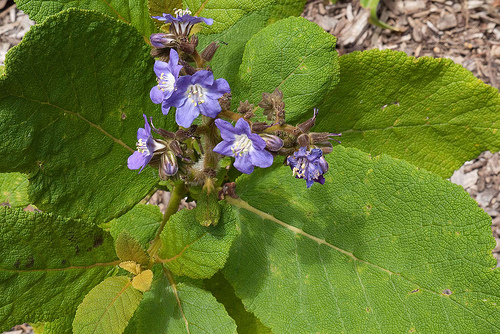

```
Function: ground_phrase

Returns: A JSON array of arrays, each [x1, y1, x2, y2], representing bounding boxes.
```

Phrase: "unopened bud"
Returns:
[[260, 134, 284, 151], [319, 142, 333, 154], [251, 122, 270, 133], [201, 41, 219, 62], [159, 151, 178, 179], [179, 35, 198, 54], [237, 100, 254, 114], [150, 33, 175, 48], [259, 88, 285, 122], [310, 132, 342, 144], [180, 59, 197, 75], [297, 133, 310, 147], [169, 140, 183, 156], [297, 108, 319, 133], [219, 93, 232, 111]]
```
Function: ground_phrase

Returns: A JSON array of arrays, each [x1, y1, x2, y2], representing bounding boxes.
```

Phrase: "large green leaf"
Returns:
[[73, 276, 143, 334], [109, 204, 162, 248], [223, 146, 500, 333], [0, 172, 29, 207], [195, 0, 306, 87], [0, 207, 119, 331], [158, 203, 237, 279], [232, 16, 339, 123], [0, 9, 169, 224], [315, 49, 500, 177], [16, 0, 157, 38], [205, 272, 271, 334], [125, 266, 237, 333]]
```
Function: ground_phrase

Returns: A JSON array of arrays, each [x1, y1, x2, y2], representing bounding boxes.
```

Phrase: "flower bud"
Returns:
[[201, 41, 220, 62], [169, 140, 183, 156], [150, 33, 175, 48], [159, 151, 178, 179], [310, 132, 342, 144], [251, 122, 270, 133], [318, 156, 329, 173], [260, 134, 284, 151], [297, 133, 310, 147], [219, 93, 232, 111], [179, 35, 198, 54], [237, 100, 254, 114], [297, 108, 318, 133]]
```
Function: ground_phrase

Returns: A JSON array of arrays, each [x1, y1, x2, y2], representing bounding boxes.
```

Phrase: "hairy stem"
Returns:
[[219, 109, 242, 122], [202, 116, 221, 171], [192, 50, 205, 68], [148, 182, 187, 260]]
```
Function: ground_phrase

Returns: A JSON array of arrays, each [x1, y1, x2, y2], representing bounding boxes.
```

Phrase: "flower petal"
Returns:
[[198, 96, 221, 118], [206, 78, 231, 99], [249, 148, 274, 168], [213, 140, 234, 156], [248, 133, 266, 150], [150, 86, 163, 104], [214, 119, 237, 141], [234, 118, 251, 135], [176, 102, 200, 128], [192, 70, 214, 87], [128, 151, 148, 171], [234, 154, 254, 174]]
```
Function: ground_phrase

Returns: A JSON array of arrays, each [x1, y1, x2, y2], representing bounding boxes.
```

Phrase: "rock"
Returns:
[[436, 13, 458, 31]]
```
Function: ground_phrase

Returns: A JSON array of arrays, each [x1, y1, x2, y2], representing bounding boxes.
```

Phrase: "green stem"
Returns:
[[219, 109, 242, 122], [202, 116, 221, 171], [148, 182, 187, 261], [192, 50, 205, 68]]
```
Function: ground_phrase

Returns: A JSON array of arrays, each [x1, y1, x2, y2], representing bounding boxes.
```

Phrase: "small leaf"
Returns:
[[0, 172, 29, 207], [32, 316, 73, 334], [119, 261, 142, 275], [132, 269, 154, 292], [125, 266, 237, 333], [110, 204, 162, 248], [16, 0, 157, 37], [233, 16, 339, 123], [0, 207, 119, 331], [73, 276, 143, 334], [0, 10, 171, 224], [116, 232, 149, 266], [223, 146, 500, 332], [158, 203, 237, 279], [195, 0, 306, 87], [315, 49, 500, 177]]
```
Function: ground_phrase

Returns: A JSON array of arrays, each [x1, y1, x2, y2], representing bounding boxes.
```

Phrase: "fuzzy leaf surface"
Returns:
[[109, 204, 162, 248], [315, 49, 500, 177], [73, 276, 142, 334], [16, 0, 157, 37], [233, 16, 339, 123], [158, 204, 237, 279], [224, 146, 500, 333], [125, 266, 237, 333], [194, 0, 306, 87], [0, 207, 119, 331], [0, 10, 169, 223], [0, 172, 29, 207]]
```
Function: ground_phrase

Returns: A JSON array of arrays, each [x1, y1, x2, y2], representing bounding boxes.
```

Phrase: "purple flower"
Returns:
[[152, 8, 213, 37], [128, 115, 166, 173], [287, 147, 329, 188], [213, 118, 274, 174], [150, 49, 183, 113], [164, 70, 230, 127]]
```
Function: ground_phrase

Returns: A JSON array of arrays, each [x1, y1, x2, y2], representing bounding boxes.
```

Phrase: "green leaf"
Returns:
[[0, 9, 170, 223], [0, 207, 119, 331], [195, 0, 306, 87], [315, 49, 500, 178], [32, 316, 74, 334], [115, 232, 150, 266], [0, 65, 4, 76], [110, 204, 162, 248], [233, 16, 339, 123], [205, 272, 272, 334], [0, 172, 29, 207], [73, 276, 143, 334], [158, 203, 237, 279], [125, 266, 237, 333], [16, 0, 157, 38], [223, 146, 500, 333]]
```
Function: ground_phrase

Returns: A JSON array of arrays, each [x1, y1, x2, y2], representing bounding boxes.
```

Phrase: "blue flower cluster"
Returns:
[[128, 9, 339, 188]]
